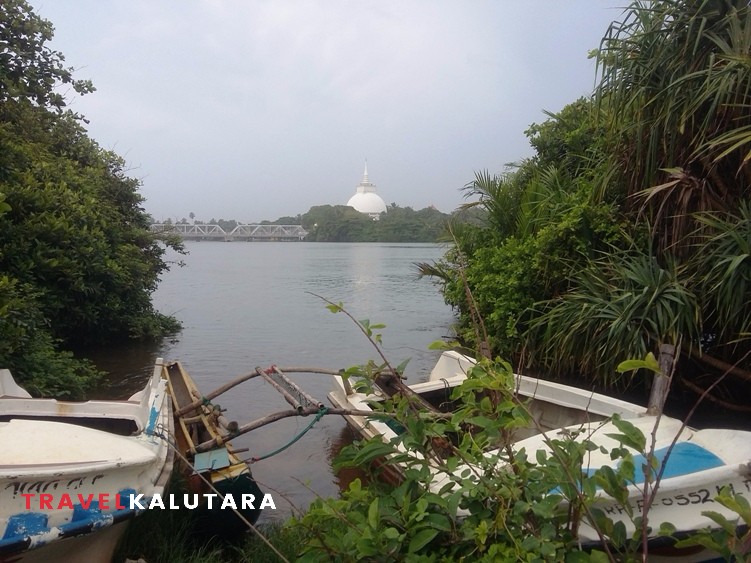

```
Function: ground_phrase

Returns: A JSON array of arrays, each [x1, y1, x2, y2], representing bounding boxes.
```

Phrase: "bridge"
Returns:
[[150, 223, 308, 242]]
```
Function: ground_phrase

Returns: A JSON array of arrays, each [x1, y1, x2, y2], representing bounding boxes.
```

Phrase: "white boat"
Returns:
[[0, 359, 174, 563], [517, 416, 751, 553], [329, 350, 646, 453], [328, 350, 751, 561]]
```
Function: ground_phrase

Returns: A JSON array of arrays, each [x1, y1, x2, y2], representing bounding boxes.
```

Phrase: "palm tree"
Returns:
[[458, 169, 525, 240]]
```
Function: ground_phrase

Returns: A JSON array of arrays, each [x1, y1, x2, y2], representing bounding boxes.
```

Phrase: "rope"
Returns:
[[438, 377, 452, 411], [247, 407, 329, 463]]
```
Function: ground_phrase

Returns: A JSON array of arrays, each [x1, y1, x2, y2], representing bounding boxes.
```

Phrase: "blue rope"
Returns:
[[249, 407, 329, 463]]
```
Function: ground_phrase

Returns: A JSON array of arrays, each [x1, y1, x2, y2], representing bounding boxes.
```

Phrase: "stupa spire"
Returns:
[[347, 160, 387, 216]]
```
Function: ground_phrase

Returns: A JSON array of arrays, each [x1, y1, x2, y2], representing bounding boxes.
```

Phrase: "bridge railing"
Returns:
[[150, 224, 308, 241]]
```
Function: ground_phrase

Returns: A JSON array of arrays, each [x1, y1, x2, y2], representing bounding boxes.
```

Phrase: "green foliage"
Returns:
[[291, 358, 696, 561], [459, 169, 526, 241], [0, 1, 183, 396], [423, 1, 751, 393], [0, 274, 100, 398], [527, 249, 701, 385], [301, 204, 450, 243], [440, 173, 627, 362], [673, 486, 751, 560], [0, 128, 178, 344], [616, 352, 661, 376], [596, 0, 751, 245], [693, 201, 751, 351], [0, 0, 94, 110]]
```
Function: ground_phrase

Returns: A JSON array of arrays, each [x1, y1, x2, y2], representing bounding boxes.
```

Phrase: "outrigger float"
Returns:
[[0, 357, 375, 561], [159, 359, 382, 534]]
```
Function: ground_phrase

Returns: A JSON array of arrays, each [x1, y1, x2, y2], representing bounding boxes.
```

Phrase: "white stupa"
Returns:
[[347, 162, 387, 217]]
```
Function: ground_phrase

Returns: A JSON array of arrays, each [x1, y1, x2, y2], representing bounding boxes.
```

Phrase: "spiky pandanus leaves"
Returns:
[[527, 250, 701, 386], [597, 0, 751, 255], [693, 201, 751, 354], [459, 170, 525, 241]]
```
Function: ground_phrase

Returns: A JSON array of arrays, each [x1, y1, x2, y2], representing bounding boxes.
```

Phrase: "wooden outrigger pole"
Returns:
[[173, 361, 449, 455], [193, 405, 389, 453], [174, 365, 342, 417]]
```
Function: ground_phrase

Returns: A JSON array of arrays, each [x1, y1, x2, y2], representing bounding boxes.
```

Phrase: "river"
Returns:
[[91, 241, 455, 521]]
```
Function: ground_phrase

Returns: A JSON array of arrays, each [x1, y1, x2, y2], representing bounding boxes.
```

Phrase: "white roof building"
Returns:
[[347, 162, 387, 218]]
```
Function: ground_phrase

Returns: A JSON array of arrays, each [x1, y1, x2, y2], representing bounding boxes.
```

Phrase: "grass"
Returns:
[[115, 510, 306, 563], [113, 480, 306, 563]]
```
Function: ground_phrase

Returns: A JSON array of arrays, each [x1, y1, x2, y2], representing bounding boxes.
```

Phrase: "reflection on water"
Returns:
[[85, 340, 164, 399], [329, 424, 368, 494], [89, 242, 454, 519]]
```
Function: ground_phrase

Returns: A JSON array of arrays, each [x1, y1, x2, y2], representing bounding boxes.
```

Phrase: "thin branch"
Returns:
[[307, 292, 396, 374], [194, 406, 450, 453], [684, 347, 751, 382], [680, 378, 751, 412]]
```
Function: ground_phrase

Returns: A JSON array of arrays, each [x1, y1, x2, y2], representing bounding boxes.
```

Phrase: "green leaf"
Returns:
[[395, 358, 411, 375], [428, 340, 457, 350], [611, 520, 627, 548], [351, 441, 397, 466], [521, 535, 540, 550], [531, 494, 563, 518], [658, 522, 677, 536], [423, 513, 453, 532], [408, 527, 439, 552], [606, 417, 646, 453], [383, 527, 400, 540], [368, 498, 379, 529], [566, 552, 594, 563], [616, 352, 660, 374], [326, 302, 344, 313], [701, 510, 738, 535], [588, 550, 611, 563]]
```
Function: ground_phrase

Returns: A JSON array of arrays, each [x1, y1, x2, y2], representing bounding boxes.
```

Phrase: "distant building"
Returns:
[[346, 162, 387, 218]]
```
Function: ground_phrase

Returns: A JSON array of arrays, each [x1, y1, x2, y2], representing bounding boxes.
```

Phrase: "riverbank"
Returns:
[[114, 498, 305, 562]]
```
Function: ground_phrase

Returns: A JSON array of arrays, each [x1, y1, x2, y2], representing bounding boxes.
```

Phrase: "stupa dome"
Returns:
[[347, 162, 387, 216]]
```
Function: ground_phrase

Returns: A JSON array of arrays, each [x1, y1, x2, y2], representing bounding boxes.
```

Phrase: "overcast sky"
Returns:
[[30, 1, 626, 223]]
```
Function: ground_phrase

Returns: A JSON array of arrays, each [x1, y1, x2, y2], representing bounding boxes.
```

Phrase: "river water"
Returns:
[[92, 242, 455, 521]]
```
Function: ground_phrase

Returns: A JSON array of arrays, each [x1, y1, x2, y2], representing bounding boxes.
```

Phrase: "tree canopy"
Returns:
[[0, 0, 182, 397], [302, 204, 450, 243], [426, 0, 751, 409]]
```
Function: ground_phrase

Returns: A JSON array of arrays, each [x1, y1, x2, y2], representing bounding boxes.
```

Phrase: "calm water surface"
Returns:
[[94, 242, 455, 520]]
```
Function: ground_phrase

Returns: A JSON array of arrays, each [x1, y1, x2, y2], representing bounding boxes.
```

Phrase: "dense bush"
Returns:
[[0, 0, 182, 396], [426, 0, 751, 400]]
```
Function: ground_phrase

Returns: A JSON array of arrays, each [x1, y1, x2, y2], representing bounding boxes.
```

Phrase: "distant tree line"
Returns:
[[164, 204, 453, 242], [302, 204, 450, 242]]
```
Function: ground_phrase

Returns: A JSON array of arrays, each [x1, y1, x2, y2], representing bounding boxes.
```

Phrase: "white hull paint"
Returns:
[[0, 359, 174, 562], [329, 351, 751, 561]]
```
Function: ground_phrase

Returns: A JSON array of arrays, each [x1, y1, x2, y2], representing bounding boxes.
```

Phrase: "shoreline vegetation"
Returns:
[[3, 0, 751, 560], [155, 203, 459, 244]]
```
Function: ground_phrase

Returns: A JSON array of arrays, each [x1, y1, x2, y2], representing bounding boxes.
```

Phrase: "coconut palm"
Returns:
[[458, 169, 525, 240]]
